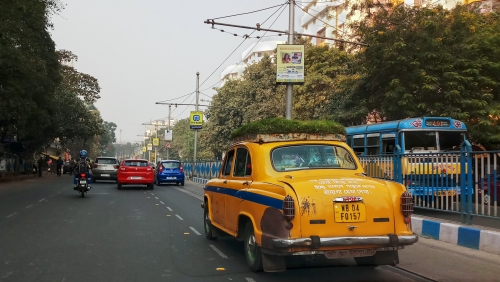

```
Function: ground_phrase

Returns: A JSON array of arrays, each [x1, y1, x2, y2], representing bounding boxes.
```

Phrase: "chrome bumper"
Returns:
[[272, 235, 418, 248]]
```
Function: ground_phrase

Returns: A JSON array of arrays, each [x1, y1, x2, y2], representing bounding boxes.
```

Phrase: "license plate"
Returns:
[[79, 180, 87, 184], [434, 190, 457, 197], [334, 203, 366, 223], [166, 177, 176, 179], [101, 174, 110, 177], [130, 176, 142, 180], [324, 249, 376, 259]]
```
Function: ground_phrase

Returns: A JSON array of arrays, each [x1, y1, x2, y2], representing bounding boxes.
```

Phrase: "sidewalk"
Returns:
[[187, 177, 500, 256], [0, 173, 39, 183]]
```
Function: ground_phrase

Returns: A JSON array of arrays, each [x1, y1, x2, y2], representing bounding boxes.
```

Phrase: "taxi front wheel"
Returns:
[[204, 203, 217, 240], [244, 221, 263, 272]]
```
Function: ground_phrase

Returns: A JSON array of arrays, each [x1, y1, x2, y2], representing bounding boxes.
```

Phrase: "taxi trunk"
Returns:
[[280, 175, 396, 239]]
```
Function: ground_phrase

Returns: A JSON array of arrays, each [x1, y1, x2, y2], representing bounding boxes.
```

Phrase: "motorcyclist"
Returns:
[[73, 150, 92, 190]]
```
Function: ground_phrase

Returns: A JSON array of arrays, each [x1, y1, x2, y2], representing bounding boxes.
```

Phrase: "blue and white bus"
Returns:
[[345, 117, 469, 198]]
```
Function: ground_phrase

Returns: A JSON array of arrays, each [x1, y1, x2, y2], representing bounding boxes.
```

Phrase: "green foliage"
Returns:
[[231, 118, 346, 139], [343, 2, 500, 148]]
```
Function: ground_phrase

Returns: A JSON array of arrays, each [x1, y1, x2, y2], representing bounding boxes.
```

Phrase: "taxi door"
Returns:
[[225, 147, 253, 232], [211, 149, 235, 228]]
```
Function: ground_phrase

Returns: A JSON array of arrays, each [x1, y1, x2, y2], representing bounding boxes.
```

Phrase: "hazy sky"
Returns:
[[50, 0, 304, 144]]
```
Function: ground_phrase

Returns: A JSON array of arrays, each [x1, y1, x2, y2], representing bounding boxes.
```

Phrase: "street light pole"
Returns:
[[285, 0, 295, 120], [167, 104, 171, 160], [193, 72, 200, 177]]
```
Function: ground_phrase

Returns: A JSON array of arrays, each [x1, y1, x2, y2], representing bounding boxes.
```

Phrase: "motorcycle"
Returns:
[[75, 173, 90, 198]]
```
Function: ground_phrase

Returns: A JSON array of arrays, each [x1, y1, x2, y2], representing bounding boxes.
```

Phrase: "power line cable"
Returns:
[[200, 3, 288, 93], [211, 3, 287, 20], [198, 3, 288, 90], [156, 91, 195, 103]]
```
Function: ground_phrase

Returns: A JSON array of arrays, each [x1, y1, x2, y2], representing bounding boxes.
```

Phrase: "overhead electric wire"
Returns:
[[156, 91, 195, 103], [174, 95, 197, 119], [211, 3, 287, 20], [200, 3, 289, 94], [198, 2, 288, 91]]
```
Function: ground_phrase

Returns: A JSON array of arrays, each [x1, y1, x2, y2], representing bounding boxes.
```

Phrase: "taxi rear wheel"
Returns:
[[204, 203, 217, 240], [244, 221, 263, 272]]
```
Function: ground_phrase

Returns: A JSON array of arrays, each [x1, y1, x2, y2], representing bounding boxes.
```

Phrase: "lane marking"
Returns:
[[160, 201, 165, 205], [167, 207, 173, 211], [209, 244, 228, 259], [245, 278, 256, 282], [26, 205, 33, 209], [6, 212, 18, 218], [155, 197, 159, 200], [175, 214, 183, 220], [150, 193, 154, 195], [189, 227, 201, 235], [38, 198, 46, 202]]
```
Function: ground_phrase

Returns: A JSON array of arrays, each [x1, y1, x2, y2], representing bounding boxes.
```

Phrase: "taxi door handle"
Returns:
[[223, 180, 227, 184], [243, 181, 249, 186]]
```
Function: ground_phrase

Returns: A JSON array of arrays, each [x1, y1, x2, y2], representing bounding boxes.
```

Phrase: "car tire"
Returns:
[[117, 183, 122, 190], [204, 203, 217, 240], [148, 183, 154, 190], [243, 221, 263, 272], [94, 179, 98, 183], [180, 181, 184, 186]]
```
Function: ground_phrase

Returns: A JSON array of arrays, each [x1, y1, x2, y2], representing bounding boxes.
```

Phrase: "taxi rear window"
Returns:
[[272, 145, 357, 171]]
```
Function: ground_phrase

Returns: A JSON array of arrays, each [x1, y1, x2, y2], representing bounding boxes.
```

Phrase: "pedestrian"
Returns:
[[37, 156, 44, 177], [56, 157, 63, 177]]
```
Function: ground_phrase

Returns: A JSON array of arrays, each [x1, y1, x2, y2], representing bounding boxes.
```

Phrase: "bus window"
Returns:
[[439, 131, 463, 151], [404, 131, 437, 151], [383, 138, 396, 154]]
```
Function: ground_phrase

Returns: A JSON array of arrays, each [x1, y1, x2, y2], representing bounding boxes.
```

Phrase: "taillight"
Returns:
[[401, 191, 413, 223], [80, 173, 86, 177], [179, 165, 183, 173], [147, 167, 152, 171], [120, 167, 125, 171], [159, 166, 163, 172], [283, 195, 295, 223], [113, 165, 119, 169], [93, 164, 98, 168]]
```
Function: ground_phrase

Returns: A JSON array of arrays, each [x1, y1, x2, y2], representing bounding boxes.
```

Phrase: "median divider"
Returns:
[[412, 216, 500, 256]]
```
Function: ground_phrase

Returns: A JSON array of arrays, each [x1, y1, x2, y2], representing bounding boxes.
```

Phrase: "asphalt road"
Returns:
[[0, 176, 499, 282]]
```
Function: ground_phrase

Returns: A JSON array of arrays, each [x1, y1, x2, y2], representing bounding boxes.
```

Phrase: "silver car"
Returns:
[[92, 157, 119, 182]]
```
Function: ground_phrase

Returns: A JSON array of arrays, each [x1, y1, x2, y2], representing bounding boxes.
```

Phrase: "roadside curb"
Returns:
[[412, 216, 500, 256], [0, 174, 39, 183], [191, 177, 208, 185]]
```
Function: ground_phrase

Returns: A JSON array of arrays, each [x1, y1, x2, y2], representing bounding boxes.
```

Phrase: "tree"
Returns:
[[0, 0, 62, 148], [344, 2, 500, 147]]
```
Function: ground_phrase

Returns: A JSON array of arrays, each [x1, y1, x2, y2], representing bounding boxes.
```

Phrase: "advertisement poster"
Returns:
[[147, 143, 152, 151], [153, 138, 159, 146], [165, 130, 173, 141], [190, 111, 203, 130], [276, 44, 304, 85]]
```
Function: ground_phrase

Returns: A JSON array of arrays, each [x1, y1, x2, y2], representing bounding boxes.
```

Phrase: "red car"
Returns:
[[117, 159, 154, 190]]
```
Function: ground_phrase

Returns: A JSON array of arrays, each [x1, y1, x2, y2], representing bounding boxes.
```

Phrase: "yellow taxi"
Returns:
[[202, 119, 417, 272]]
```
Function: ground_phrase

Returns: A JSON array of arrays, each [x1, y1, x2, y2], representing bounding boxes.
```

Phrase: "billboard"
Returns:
[[165, 130, 173, 141], [190, 111, 203, 130], [276, 44, 304, 85]]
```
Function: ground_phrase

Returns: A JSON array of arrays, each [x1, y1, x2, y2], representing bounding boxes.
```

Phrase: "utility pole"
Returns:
[[167, 104, 171, 160], [286, 0, 295, 120], [193, 72, 200, 177]]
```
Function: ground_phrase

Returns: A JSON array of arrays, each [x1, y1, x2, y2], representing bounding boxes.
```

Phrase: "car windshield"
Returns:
[[161, 162, 180, 168], [404, 131, 463, 151], [124, 161, 148, 167], [271, 144, 357, 171], [96, 158, 117, 164]]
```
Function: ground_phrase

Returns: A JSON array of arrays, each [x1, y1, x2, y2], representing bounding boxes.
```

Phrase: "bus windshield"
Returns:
[[405, 131, 463, 152]]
